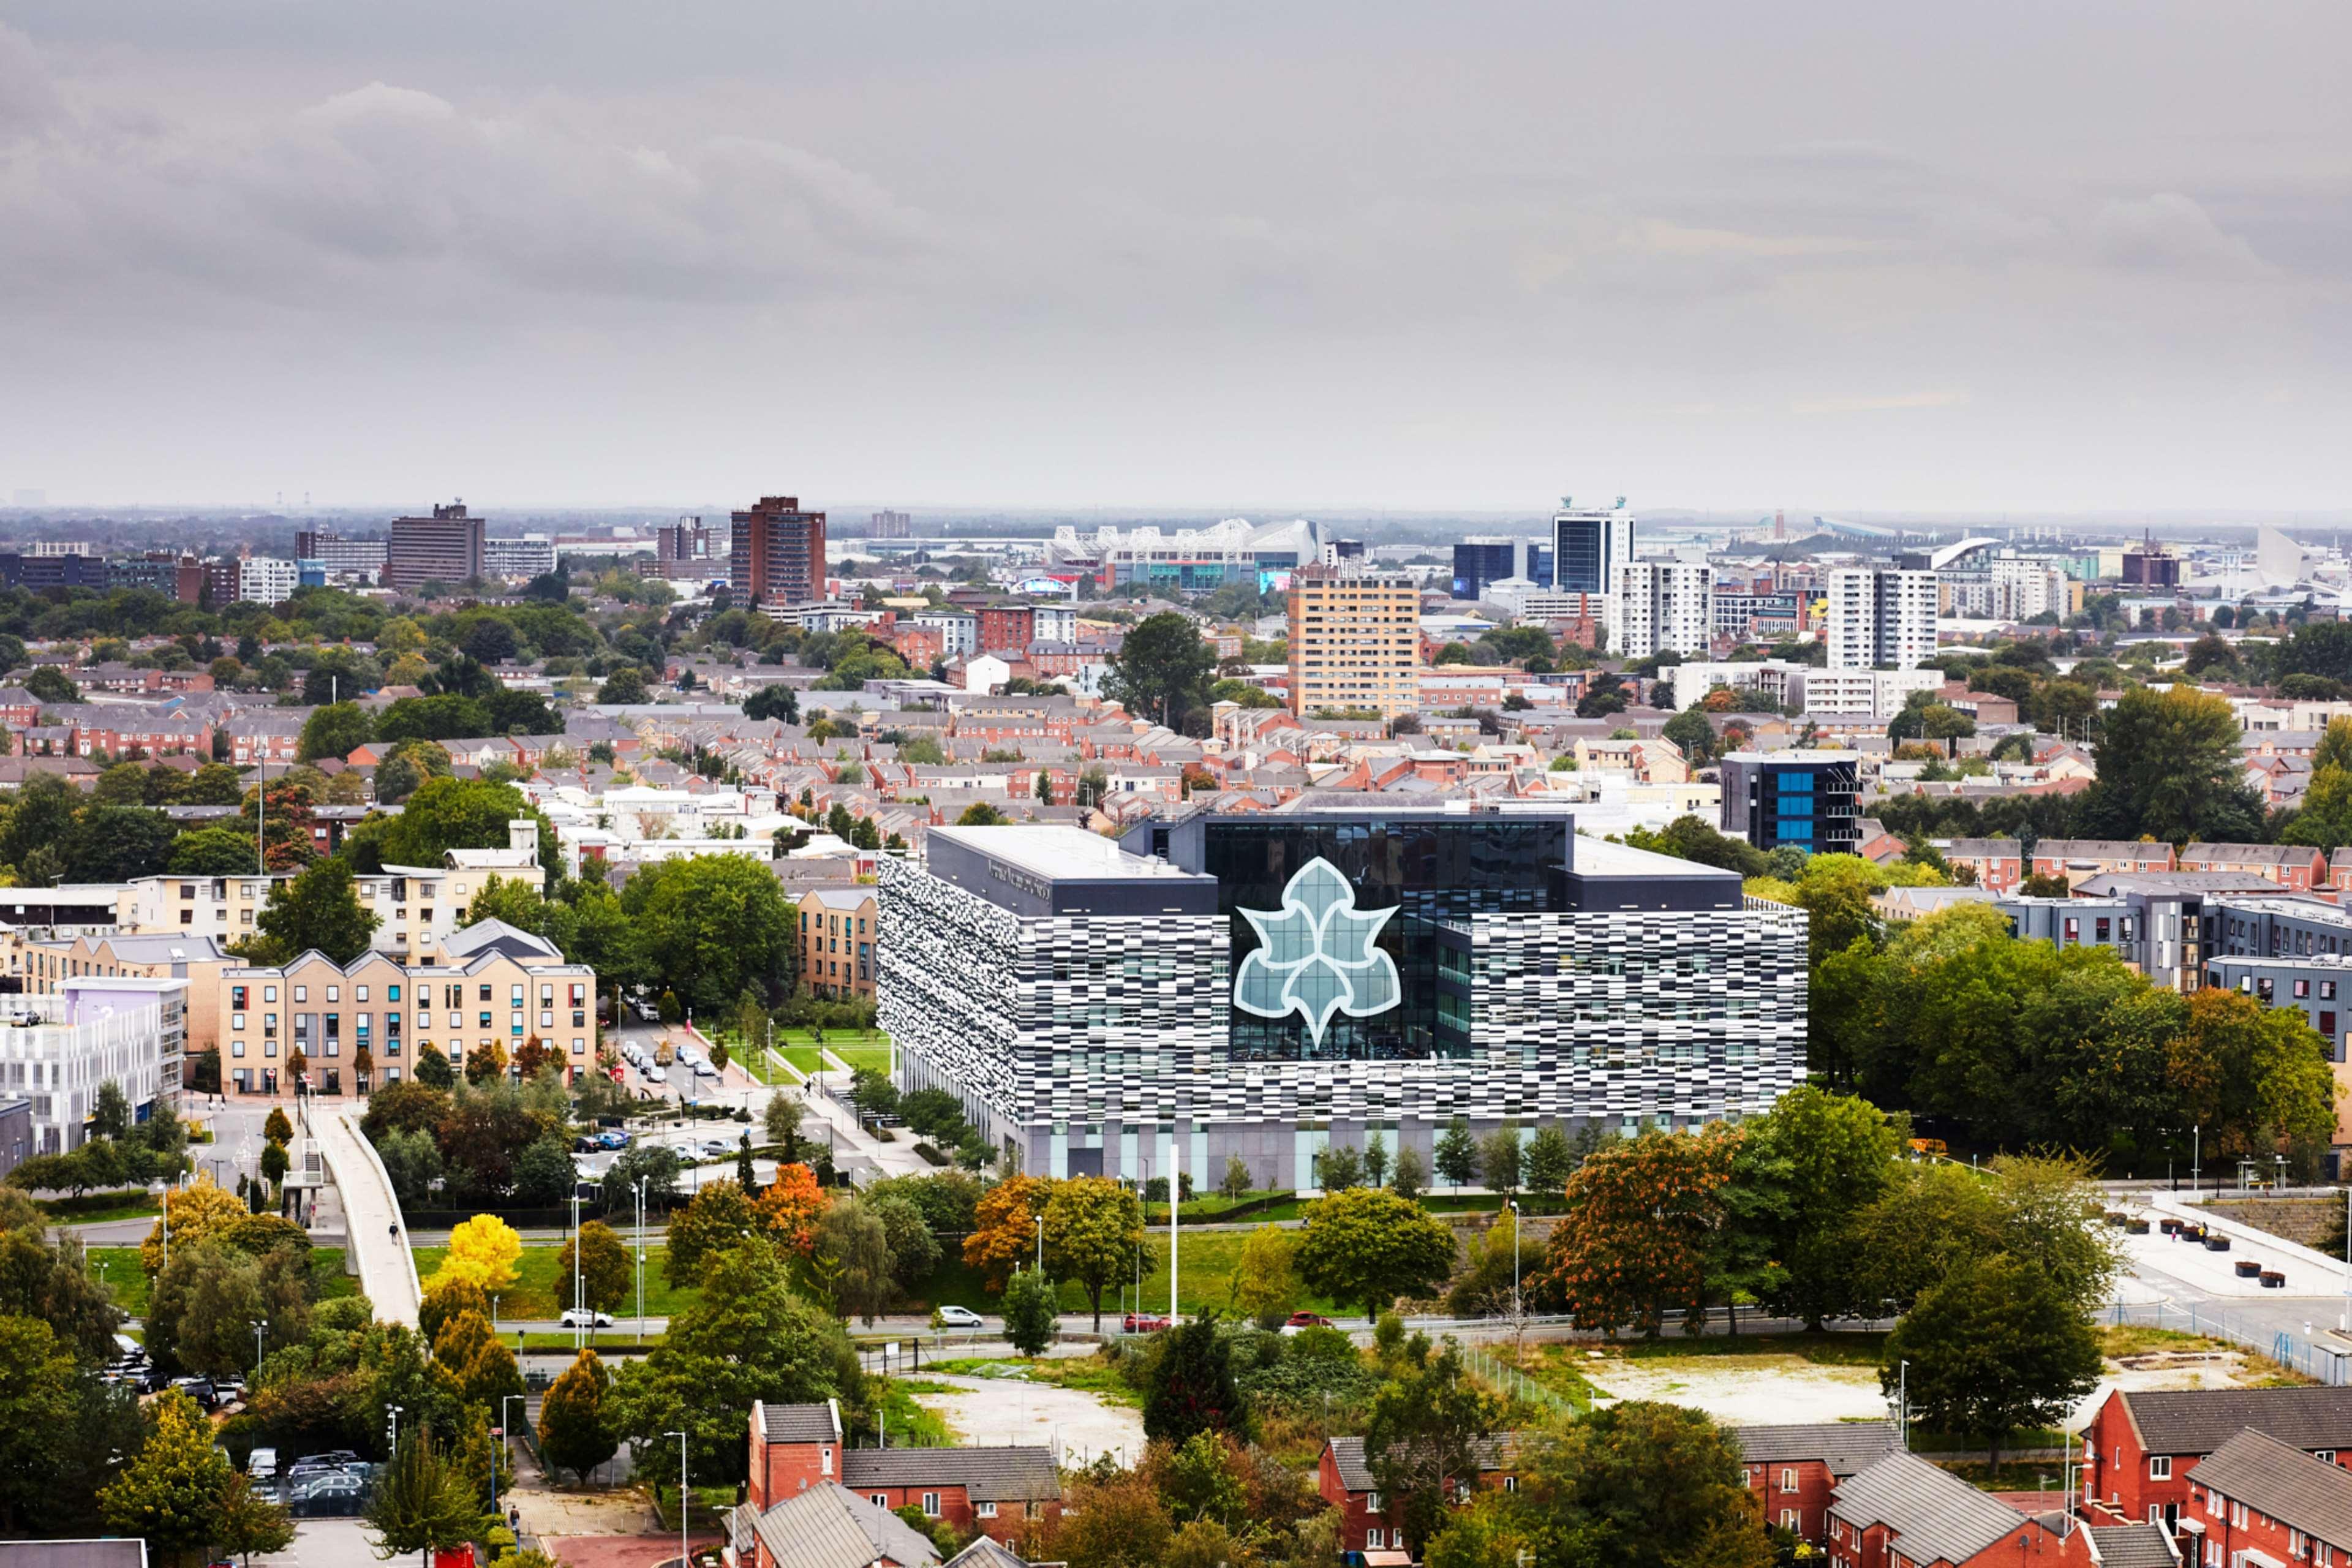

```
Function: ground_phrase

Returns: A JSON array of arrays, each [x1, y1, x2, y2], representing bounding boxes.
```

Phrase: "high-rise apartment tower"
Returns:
[[1287, 564, 1419, 720], [729, 496, 828, 608]]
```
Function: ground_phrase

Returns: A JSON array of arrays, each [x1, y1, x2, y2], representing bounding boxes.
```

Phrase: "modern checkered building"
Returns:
[[875, 805, 1808, 1189]]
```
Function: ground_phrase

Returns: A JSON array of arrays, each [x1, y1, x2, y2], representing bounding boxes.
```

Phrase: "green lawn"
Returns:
[[829, 1044, 892, 1076], [91, 1246, 352, 1318], [916, 1229, 1352, 1319], [930, 1354, 1144, 1408], [412, 1242, 703, 1320], [777, 1047, 826, 1076], [37, 1190, 160, 1225]]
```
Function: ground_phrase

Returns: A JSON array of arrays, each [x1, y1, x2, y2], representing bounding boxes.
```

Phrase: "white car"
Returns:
[[698, 1139, 732, 1159], [558, 1308, 613, 1329], [693, 1060, 719, 1079], [935, 1305, 985, 1330]]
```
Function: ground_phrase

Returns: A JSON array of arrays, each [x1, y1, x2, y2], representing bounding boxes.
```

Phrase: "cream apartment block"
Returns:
[[119, 821, 545, 959], [217, 921, 596, 1098], [1287, 565, 1420, 720]]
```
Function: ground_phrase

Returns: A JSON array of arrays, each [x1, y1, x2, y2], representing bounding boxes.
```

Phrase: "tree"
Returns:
[[603, 1141, 684, 1212], [606, 1241, 850, 1489], [213, 1472, 295, 1567], [963, 1174, 1054, 1293], [99, 1389, 236, 1568], [168, 825, 263, 875], [620, 854, 796, 1015], [752, 1163, 829, 1256], [2171, 988, 2342, 1166], [869, 1194, 941, 1292], [418, 1278, 491, 1348], [1102, 612, 1217, 729], [1476, 1125, 1521, 1199], [956, 802, 1008, 826], [1879, 1253, 2101, 1471], [597, 665, 649, 704], [817, 1200, 896, 1324], [1316, 1142, 1364, 1191], [1540, 1129, 1739, 1336], [0, 1316, 80, 1534], [1227, 1223, 1302, 1329], [432, 1214, 522, 1294], [557, 1220, 632, 1314], [23, 665, 77, 704], [538, 1349, 619, 1484], [1365, 1341, 1498, 1553], [1295, 1186, 1458, 1322], [744, 685, 801, 723], [1525, 1401, 1770, 1568], [296, 701, 373, 763], [2081, 684, 2265, 843], [1042, 1176, 1150, 1332], [663, 1179, 763, 1287], [1054, 1471, 1174, 1568], [1391, 1145, 1428, 1201], [377, 776, 548, 874], [1715, 1088, 1899, 1330], [412, 1046, 454, 1088], [1001, 1265, 1059, 1356], [1620, 813, 1768, 878], [1522, 1124, 1574, 1205], [246, 856, 379, 964], [1143, 1311, 1245, 1445], [1218, 1153, 1251, 1201], [1434, 1116, 1479, 1189], [512, 1134, 576, 1207], [362, 1432, 478, 1561]]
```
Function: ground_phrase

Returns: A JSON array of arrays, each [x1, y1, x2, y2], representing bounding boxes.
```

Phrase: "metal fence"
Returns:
[[2108, 1297, 2352, 1386], [1460, 1343, 1579, 1415]]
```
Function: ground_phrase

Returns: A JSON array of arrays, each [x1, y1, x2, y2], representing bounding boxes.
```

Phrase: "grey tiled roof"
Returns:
[[2190, 1428, 2352, 1545], [1326, 1434, 1515, 1494], [760, 1400, 843, 1443], [941, 1539, 1031, 1568], [2088, 1524, 2180, 1568], [747, 1482, 940, 1568], [2120, 1388, 2352, 1456], [1830, 1450, 2029, 1566], [1728, 1422, 1898, 1477], [842, 1446, 1062, 1502]]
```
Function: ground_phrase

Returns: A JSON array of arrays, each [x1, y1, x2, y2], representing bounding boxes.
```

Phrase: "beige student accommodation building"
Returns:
[[217, 920, 596, 1098]]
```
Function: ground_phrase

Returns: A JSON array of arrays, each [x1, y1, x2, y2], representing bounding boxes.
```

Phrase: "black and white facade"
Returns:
[[876, 806, 1809, 1189]]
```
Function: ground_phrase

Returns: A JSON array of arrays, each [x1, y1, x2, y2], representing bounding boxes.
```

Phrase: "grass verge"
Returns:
[[411, 1242, 704, 1320], [38, 1190, 160, 1225]]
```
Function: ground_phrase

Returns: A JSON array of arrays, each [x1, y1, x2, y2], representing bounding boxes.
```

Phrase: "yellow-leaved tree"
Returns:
[[431, 1214, 522, 1295], [139, 1178, 247, 1275]]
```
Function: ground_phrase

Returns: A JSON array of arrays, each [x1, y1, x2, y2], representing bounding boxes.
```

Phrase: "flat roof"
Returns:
[[1571, 835, 1743, 880], [928, 825, 1204, 883]]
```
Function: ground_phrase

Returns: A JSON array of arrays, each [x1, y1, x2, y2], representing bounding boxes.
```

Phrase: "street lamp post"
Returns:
[[386, 1403, 404, 1457], [1506, 1200, 1521, 1319], [250, 1319, 265, 1371], [570, 1187, 584, 1350], [665, 1430, 688, 1568], [1897, 1361, 1908, 1450], [635, 1177, 648, 1344]]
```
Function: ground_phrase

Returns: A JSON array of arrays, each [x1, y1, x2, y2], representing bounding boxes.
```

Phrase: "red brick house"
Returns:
[[1828, 1450, 2095, 1568], [2183, 1427, 2352, 1568], [2032, 840, 2179, 886], [2179, 842, 2331, 892], [2080, 1387, 2352, 1528], [742, 1400, 1059, 1555], [1945, 837, 2025, 894], [1730, 1422, 1898, 1545], [1316, 1433, 1517, 1556]]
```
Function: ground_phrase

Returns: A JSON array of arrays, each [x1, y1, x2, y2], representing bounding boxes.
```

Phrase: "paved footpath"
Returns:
[[312, 1099, 421, 1325]]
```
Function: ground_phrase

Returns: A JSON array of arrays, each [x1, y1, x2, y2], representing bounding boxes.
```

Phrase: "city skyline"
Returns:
[[3, 2, 2349, 511]]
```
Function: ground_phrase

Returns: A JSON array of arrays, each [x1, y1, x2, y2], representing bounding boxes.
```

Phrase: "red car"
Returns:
[[1122, 1313, 1172, 1333], [1281, 1312, 1335, 1334]]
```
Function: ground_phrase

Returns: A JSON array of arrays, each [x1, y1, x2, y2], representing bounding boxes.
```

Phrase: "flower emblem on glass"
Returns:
[[1232, 856, 1401, 1046]]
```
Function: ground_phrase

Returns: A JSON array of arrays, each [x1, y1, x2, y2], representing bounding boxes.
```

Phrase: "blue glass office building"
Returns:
[[1719, 751, 1861, 856]]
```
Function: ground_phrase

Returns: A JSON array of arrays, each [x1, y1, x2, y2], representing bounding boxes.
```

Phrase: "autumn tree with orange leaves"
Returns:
[[962, 1174, 1055, 1294], [754, 1163, 829, 1256], [1536, 1127, 1741, 1337]]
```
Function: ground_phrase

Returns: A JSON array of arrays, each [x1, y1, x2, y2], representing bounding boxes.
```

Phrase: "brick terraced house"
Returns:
[[2081, 1387, 2352, 1528], [1731, 1422, 1899, 1545]]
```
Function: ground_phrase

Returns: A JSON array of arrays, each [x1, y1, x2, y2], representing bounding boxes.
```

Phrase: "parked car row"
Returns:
[[571, 1128, 633, 1153], [249, 1449, 377, 1515]]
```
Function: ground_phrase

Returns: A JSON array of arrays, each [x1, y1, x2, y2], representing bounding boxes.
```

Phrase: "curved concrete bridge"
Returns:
[[305, 1098, 422, 1327]]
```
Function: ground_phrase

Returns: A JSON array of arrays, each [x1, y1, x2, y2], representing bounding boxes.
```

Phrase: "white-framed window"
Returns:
[[326, 986, 339, 1002], [872, 1494, 888, 1509], [1366, 1492, 1381, 1513], [2321, 1451, 2339, 1465], [357, 986, 369, 1001], [2150, 1456, 2173, 1479], [976, 1502, 997, 1519], [293, 985, 307, 1003], [921, 1493, 940, 1517], [1781, 1468, 1798, 1492], [1366, 1530, 1384, 1550], [1503, 1476, 1518, 1493], [1782, 1509, 1800, 1530], [264, 986, 278, 1003], [821, 1447, 832, 1477]]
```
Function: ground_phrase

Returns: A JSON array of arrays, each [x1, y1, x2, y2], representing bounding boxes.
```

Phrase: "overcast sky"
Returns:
[[2, 1, 2347, 517]]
